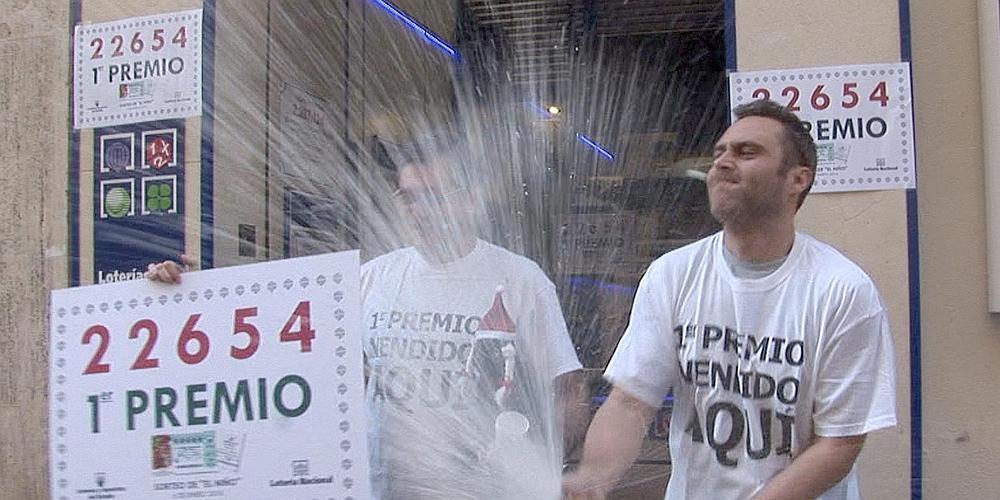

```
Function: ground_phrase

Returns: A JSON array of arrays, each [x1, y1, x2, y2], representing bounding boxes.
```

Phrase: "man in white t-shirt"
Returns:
[[361, 136, 584, 499], [562, 99, 897, 500]]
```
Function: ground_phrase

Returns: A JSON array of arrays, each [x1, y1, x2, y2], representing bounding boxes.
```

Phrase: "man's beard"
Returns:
[[709, 180, 785, 227]]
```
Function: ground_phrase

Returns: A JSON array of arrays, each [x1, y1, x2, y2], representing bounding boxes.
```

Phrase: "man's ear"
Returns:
[[789, 165, 814, 196]]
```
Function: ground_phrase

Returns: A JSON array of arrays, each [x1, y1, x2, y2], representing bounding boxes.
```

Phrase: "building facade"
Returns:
[[1, 0, 997, 498]]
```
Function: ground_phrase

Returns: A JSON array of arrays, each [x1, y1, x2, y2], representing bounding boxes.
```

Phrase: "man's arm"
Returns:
[[758, 300, 894, 499], [751, 435, 866, 500], [562, 387, 658, 499], [554, 369, 588, 455]]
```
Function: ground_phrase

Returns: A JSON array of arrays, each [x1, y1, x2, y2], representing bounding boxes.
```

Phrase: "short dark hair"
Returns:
[[373, 128, 470, 193], [373, 125, 461, 168], [733, 99, 817, 208]]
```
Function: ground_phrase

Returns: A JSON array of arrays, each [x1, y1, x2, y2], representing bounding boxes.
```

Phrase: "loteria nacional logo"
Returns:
[[268, 459, 339, 488]]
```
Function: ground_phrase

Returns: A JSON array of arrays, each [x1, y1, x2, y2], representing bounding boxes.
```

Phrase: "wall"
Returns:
[[211, 0, 269, 265], [0, 2, 69, 497], [736, 1, 911, 498], [911, 0, 1000, 496]]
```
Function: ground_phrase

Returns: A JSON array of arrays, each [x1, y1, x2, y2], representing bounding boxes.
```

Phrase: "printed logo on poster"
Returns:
[[141, 128, 178, 169], [67, 471, 128, 498], [100, 132, 135, 173], [729, 62, 915, 193], [292, 460, 310, 477], [73, 9, 202, 129], [141, 175, 178, 215], [267, 457, 338, 488], [100, 179, 135, 219]]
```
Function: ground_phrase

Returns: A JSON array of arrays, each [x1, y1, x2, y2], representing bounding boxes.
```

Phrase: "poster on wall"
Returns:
[[50, 251, 369, 499], [275, 82, 340, 182], [558, 213, 637, 274], [729, 62, 915, 193], [93, 120, 185, 284], [74, 9, 202, 129]]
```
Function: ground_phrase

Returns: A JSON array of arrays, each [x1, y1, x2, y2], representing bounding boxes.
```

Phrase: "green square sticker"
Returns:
[[145, 178, 175, 214]]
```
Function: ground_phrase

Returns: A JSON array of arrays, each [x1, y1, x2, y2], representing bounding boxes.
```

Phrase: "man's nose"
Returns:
[[712, 152, 734, 171]]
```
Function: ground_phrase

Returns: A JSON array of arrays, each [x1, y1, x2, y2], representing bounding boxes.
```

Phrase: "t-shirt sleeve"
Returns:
[[531, 283, 583, 379], [813, 306, 898, 437], [604, 262, 678, 408], [360, 259, 376, 300]]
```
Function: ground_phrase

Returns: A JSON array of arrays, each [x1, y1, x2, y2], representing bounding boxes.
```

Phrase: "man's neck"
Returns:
[[417, 236, 478, 265], [722, 216, 796, 263]]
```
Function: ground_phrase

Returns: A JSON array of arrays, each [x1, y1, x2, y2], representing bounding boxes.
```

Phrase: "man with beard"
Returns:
[[562, 99, 897, 500]]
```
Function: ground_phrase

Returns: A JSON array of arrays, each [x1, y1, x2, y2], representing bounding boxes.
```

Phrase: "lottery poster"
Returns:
[[729, 62, 915, 193], [74, 9, 202, 129], [49, 251, 369, 499]]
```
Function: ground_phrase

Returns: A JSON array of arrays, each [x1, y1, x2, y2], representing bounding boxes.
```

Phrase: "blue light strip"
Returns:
[[577, 133, 615, 160], [528, 102, 554, 118], [567, 275, 636, 295], [369, 0, 460, 59]]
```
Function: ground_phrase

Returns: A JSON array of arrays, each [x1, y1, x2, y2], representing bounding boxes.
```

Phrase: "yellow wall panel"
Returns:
[[912, 0, 1000, 496]]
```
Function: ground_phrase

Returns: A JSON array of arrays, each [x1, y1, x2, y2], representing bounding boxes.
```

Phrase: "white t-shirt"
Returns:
[[362, 239, 581, 498], [605, 232, 897, 500]]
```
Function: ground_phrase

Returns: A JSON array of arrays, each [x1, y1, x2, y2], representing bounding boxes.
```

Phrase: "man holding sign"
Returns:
[[562, 99, 897, 500]]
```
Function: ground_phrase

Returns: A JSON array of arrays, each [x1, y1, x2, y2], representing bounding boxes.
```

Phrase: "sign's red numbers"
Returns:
[[750, 82, 891, 110], [90, 25, 188, 60], [81, 301, 315, 374]]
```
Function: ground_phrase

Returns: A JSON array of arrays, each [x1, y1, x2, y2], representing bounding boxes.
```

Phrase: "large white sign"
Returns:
[[729, 63, 915, 193], [49, 252, 369, 499], [74, 10, 203, 129]]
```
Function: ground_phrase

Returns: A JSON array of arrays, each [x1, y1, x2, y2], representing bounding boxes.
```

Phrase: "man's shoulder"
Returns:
[[645, 233, 719, 275], [796, 233, 884, 311], [476, 240, 549, 277], [361, 247, 418, 275], [798, 233, 877, 287]]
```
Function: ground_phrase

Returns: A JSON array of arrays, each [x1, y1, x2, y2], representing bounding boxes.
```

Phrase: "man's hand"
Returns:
[[560, 387, 657, 500], [144, 254, 195, 284], [562, 468, 612, 499]]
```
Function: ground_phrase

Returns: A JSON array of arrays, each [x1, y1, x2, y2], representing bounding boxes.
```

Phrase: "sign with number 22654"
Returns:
[[50, 252, 370, 499]]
